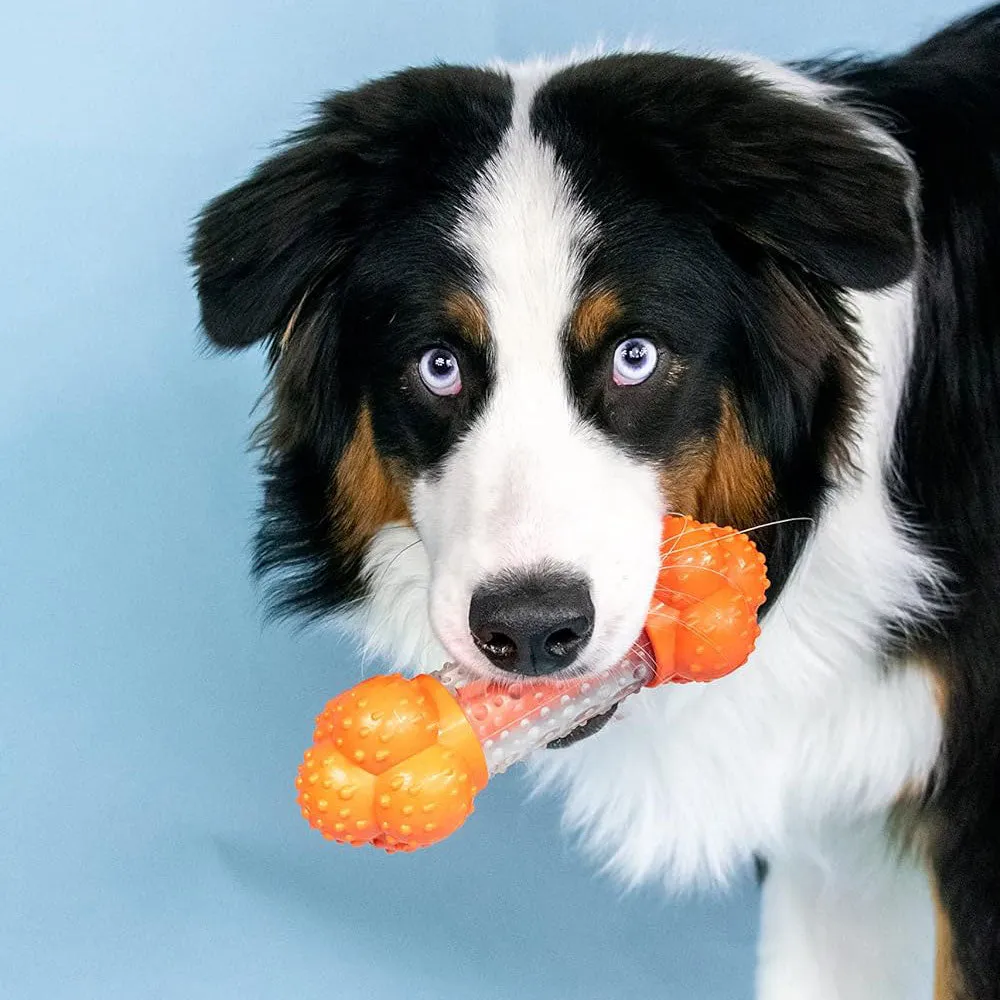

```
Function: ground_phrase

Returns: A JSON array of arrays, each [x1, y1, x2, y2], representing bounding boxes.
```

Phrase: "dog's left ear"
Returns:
[[541, 54, 917, 291], [189, 142, 355, 351], [679, 67, 917, 291]]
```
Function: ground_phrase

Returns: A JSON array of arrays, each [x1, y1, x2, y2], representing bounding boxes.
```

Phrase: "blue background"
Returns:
[[1, 2, 975, 997]]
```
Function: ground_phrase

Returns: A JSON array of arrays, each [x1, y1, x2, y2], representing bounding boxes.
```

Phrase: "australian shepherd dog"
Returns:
[[192, 7, 1000, 997]]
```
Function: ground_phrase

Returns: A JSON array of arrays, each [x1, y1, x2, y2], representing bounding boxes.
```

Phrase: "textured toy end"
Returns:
[[296, 515, 769, 852], [296, 673, 487, 852], [646, 518, 769, 684]]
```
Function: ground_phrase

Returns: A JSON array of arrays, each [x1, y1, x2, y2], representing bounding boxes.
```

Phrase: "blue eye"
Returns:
[[613, 338, 658, 386], [418, 347, 462, 396]]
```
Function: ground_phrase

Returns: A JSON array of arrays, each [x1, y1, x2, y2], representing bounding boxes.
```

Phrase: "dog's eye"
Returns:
[[418, 347, 462, 397], [612, 338, 658, 386]]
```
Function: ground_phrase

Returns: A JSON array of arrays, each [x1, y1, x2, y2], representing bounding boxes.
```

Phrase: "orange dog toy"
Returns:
[[296, 516, 768, 852]]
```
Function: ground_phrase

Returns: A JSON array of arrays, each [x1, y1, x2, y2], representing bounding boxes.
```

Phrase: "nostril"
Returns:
[[544, 621, 589, 659], [474, 630, 517, 662]]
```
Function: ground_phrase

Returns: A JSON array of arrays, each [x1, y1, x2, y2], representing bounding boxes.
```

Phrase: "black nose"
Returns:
[[468, 570, 594, 676]]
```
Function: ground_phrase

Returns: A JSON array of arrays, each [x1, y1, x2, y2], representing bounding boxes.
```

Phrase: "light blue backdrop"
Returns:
[[0, 2, 974, 997]]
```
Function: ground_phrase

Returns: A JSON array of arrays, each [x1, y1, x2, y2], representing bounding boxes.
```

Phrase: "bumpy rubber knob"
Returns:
[[296, 674, 488, 852], [645, 516, 770, 684]]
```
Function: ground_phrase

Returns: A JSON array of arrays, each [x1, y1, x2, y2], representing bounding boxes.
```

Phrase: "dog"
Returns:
[[191, 6, 1000, 997]]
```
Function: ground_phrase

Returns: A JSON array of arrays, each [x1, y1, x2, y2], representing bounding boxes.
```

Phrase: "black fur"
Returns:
[[808, 7, 1000, 996], [533, 54, 915, 290], [191, 66, 512, 617]]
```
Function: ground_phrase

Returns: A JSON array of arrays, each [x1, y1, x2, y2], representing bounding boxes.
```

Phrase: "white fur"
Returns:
[[342, 523, 449, 673], [343, 51, 946, 996]]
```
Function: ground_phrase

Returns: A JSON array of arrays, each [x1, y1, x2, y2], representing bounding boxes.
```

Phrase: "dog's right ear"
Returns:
[[190, 113, 368, 351]]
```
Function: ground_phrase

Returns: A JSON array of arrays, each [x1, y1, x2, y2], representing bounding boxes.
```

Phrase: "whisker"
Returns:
[[357, 538, 423, 621], [359, 583, 432, 676], [654, 561, 742, 587], [368, 537, 423, 592], [335, 536, 423, 623], [659, 514, 703, 563], [653, 575, 754, 613], [628, 642, 660, 675], [344, 538, 427, 671], [664, 516, 813, 556], [647, 605, 728, 663]]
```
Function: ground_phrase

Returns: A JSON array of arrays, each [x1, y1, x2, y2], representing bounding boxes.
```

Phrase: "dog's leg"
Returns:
[[756, 820, 934, 1000]]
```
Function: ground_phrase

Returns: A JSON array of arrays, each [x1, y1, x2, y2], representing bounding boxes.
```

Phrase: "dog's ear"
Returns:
[[190, 106, 370, 351], [538, 54, 917, 291], [681, 68, 917, 291]]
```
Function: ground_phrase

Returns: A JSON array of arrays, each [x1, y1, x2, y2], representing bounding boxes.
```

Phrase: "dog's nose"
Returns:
[[468, 570, 594, 676]]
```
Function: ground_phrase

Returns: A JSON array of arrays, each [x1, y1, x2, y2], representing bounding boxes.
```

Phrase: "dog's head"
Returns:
[[192, 54, 915, 683]]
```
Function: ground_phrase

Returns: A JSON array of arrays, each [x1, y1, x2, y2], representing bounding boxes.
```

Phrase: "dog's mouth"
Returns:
[[545, 629, 652, 749], [442, 631, 652, 753], [546, 702, 620, 748]]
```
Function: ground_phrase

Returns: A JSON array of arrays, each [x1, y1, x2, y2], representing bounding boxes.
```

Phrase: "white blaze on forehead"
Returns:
[[412, 59, 662, 674], [452, 62, 598, 386]]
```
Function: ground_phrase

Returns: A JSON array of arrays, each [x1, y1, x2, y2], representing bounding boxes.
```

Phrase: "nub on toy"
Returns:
[[296, 516, 769, 852]]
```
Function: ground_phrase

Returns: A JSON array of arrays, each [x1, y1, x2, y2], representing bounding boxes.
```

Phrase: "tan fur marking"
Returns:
[[701, 395, 774, 526], [934, 880, 966, 1000], [570, 290, 622, 352], [444, 290, 490, 347], [332, 406, 410, 556], [661, 393, 774, 527], [659, 443, 713, 518]]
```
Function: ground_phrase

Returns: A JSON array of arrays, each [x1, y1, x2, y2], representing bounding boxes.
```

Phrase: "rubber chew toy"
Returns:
[[296, 516, 769, 852]]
